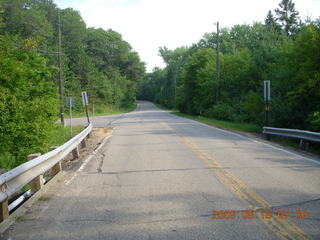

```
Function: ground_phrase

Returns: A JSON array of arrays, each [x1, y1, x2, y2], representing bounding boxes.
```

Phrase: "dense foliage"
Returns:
[[0, 0, 145, 169], [0, 36, 59, 169], [139, 0, 320, 131]]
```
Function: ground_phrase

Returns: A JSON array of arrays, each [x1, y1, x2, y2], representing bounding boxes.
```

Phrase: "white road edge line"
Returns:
[[64, 134, 113, 185], [169, 112, 320, 165]]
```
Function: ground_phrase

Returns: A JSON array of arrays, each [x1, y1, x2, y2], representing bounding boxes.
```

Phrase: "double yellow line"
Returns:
[[160, 122, 309, 240]]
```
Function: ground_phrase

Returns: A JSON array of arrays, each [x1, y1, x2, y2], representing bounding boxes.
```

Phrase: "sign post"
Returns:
[[92, 100, 96, 117], [81, 91, 90, 124], [264, 80, 271, 126], [67, 97, 74, 137]]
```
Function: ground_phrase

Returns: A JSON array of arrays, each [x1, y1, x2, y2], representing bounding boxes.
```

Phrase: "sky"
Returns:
[[54, 0, 320, 72]]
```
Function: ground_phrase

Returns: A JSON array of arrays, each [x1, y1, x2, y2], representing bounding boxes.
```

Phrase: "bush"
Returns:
[[0, 36, 59, 169], [239, 92, 264, 125], [0, 152, 17, 171], [308, 111, 320, 132], [204, 103, 236, 121]]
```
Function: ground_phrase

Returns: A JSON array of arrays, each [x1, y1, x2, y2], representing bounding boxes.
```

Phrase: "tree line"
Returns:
[[0, 0, 145, 169], [139, 0, 320, 132]]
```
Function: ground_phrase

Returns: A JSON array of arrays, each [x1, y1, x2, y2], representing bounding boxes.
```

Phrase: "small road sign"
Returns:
[[81, 91, 90, 124], [264, 80, 271, 127], [264, 80, 271, 101], [81, 91, 89, 106]]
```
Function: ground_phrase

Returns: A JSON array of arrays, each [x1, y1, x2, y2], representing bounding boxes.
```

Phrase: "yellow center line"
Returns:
[[160, 122, 309, 240]]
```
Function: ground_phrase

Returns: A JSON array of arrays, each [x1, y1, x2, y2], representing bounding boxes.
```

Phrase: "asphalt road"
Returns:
[[3, 101, 320, 240]]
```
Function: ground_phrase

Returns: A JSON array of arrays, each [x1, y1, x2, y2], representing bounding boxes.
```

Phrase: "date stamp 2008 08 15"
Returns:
[[211, 210, 308, 220]]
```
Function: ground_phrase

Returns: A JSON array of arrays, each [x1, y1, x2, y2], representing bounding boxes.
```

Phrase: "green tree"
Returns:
[[0, 36, 59, 168], [176, 48, 216, 114], [285, 24, 320, 128], [158, 46, 190, 107], [1, 0, 55, 45], [85, 27, 145, 106], [275, 0, 300, 36], [265, 10, 281, 32], [140, 7, 318, 132]]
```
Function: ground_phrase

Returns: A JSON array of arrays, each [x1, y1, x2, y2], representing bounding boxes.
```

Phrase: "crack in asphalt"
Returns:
[[97, 153, 106, 173], [272, 197, 320, 209], [87, 167, 216, 175]]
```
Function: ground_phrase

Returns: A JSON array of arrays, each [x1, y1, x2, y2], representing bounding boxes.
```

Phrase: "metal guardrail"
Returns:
[[0, 123, 92, 221], [263, 126, 320, 150]]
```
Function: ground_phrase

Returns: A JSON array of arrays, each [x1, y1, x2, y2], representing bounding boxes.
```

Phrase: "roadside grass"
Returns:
[[14, 216, 27, 222], [38, 195, 51, 201], [0, 124, 84, 171], [42, 124, 85, 153], [159, 105, 319, 157], [172, 111, 261, 133], [65, 103, 137, 118]]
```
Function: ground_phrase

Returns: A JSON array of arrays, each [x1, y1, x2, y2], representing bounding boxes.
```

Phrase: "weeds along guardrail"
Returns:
[[263, 126, 320, 150], [0, 123, 92, 222]]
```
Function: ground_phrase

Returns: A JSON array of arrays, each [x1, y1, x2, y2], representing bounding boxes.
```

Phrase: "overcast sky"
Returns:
[[54, 0, 320, 72]]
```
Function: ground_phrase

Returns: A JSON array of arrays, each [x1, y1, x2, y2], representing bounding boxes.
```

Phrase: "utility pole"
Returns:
[[215, 21, 220, 104], [58, 9, 65, 125], [174, 68, 177, 100], [113, 78, 117, 105]]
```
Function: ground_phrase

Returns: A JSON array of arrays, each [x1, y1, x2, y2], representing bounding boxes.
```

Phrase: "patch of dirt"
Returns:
[[61, 127, 112, 172]]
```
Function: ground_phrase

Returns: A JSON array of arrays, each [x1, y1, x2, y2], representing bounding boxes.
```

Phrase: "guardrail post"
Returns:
[[72, 146, 80, 159], [0, 169, 9, 222], [265, 134, 271, 141], [27, 153, 44, 194], [299, 140, 309, 151], [50, 147, 62, 176], [81, 138, 87, 148], [0, 199, 9, 222], [87, 132, 92, 138]]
